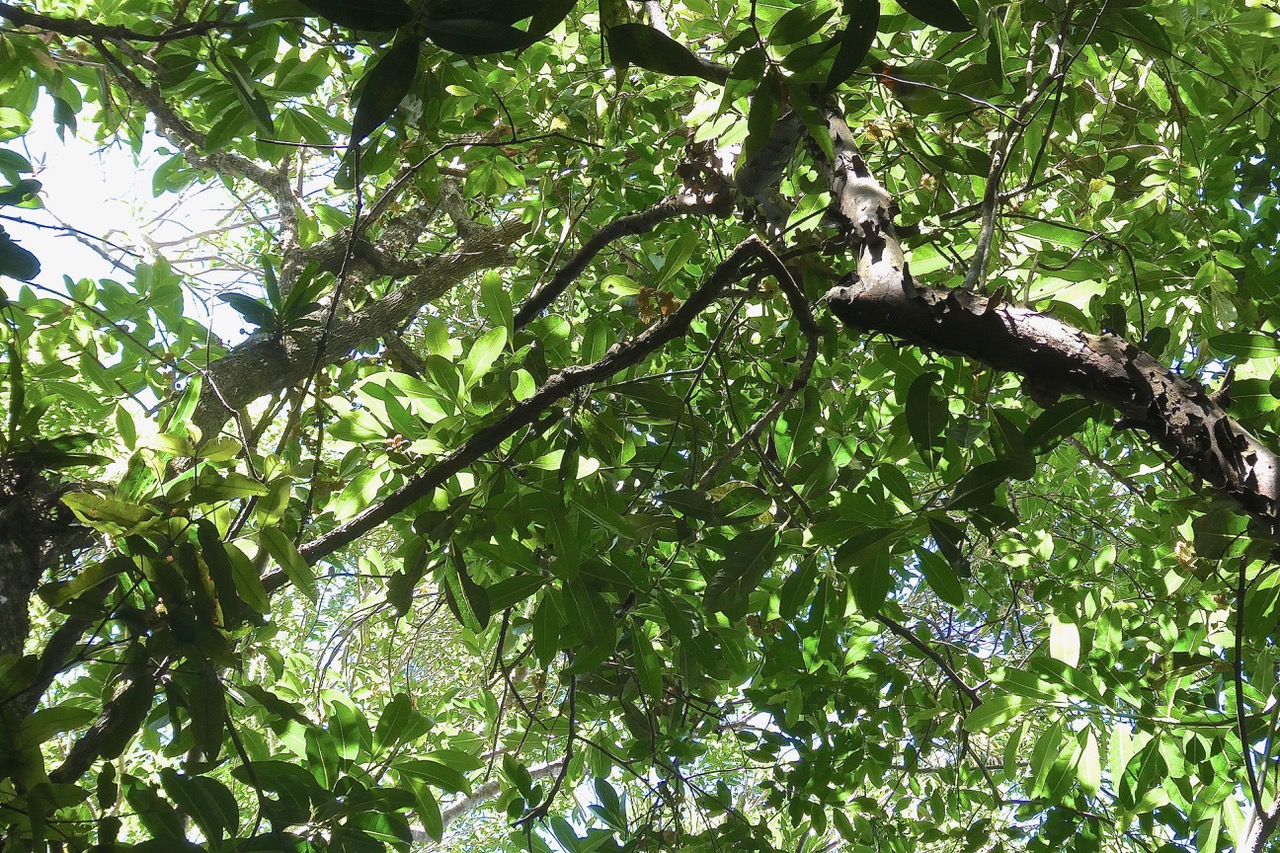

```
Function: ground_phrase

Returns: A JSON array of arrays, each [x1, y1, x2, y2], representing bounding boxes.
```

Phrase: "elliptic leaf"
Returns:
[[905, 371, 947, 465], [351, 38, 422, 144], [824, 0, 880, 92], [852, 546, 892, 614], [896, 0, 972, 32], [423, 20, 531, 54], [259, 527, 317, 603], [159, 770, 239, 845], [606, 24, 729, 83], [963, 694, 1032, 731], [0, 228, 40, 281], [915, 546, 964, 606], [702, 528, 778, 617], [218, 293, 279, 332]]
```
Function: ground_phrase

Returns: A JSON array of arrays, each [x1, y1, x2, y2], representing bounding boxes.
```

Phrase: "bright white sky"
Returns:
[[6, 103, 247, 332]]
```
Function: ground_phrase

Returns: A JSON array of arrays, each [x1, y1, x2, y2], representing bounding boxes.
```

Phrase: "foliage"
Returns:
[[0, 0, 1279, 852]]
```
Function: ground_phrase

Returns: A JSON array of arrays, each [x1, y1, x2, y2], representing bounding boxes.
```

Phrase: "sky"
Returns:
[[4, 103, 245, 328]]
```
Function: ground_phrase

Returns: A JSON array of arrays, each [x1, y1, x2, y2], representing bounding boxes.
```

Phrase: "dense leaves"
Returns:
[[0, 0, 1278, 852]]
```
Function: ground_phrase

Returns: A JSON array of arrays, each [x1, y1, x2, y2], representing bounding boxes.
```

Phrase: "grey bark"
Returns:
[[190, 218, 529, 442]]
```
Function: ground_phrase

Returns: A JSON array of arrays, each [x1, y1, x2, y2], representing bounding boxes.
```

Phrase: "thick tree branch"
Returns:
[[0, 2, 225, 42], [824, 281, 1280, 539], [809, 104, 1280, 541], [189, 218, 529, 441]]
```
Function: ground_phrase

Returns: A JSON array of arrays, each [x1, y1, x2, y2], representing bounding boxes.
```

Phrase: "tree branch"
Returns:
[[513, 189, 733, 330], [101, 44, 300, 250], [878, 615, 983, 709], [189, 218, 529, 441], [291, 237, 766, 570], [0, 2, 226, 43], [810, 103, 1280, 542], [824, 280, 1280, 540]]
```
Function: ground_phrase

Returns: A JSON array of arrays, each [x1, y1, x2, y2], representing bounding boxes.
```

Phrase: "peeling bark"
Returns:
[[823, 280, 1280, 537], [812, 106, 1280, 542]]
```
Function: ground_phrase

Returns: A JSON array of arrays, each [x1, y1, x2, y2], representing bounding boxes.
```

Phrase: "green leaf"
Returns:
[[196, 521, 249, 626], [606, 23, 728, 83], [905, 371, 947, 464], [159, 770, 239, 845], [0, 227, 40, 281], [963, 694, 1032, 731], [62, 493, 158, 532], [481, 270, 514, 336], [946, 460, 1018, 511], [22, 706, 95, 745], [702, 528, 778, 617], [486, 573, 548, 610], [833, 526, 902, 569], [39, 555, 129, 608], [895, 0, 972, 32], [462, 326, 507, 389], [0, 178, 41, 206], [259, 527, 317, 603], [325, 691, 372, 761], [396, 758, 471, 795], [351, 38, 423, 144], [222, 53, 275, 136], [218, 292, 279, 332], [1048, 616, 1080, 667], [1076, 729, 1102, 795], [438, 545, 488, 632], [824, 0, 880, 92], [779, 554, 820, 619], [422, 19, 532, 54], [659, 488, 717, 520], [304, 728, 342, 789], [1026, 399, 1101, 451], [915, 546, 963, 606], [225, 540, 271, 615], [373, 693, 431, 754], [743, 73, 782, 161], [708, 482, 772, 523], [407, 778, 443, 840], [1209, 332, 1280, 358], [852, 546, 892, 614]]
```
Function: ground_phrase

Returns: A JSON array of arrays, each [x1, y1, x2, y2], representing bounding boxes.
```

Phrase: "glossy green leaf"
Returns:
[[702, 527, 778, 617], [259, 526, 317, 602], [159, 770, 239, 845], [895, 0, 972, 31], [905, 371, 947, 464], [914, 546, 963, 606], [606, 24, 729, 83], [373, 693, 431, 754], [824, 0, 880, 92], [963, 694, 1032, 731], [351, 38, 422, 144]]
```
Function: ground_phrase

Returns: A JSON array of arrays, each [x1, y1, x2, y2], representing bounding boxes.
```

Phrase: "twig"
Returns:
[[878, 614, 983, 709], [291, 238, 766, 571]]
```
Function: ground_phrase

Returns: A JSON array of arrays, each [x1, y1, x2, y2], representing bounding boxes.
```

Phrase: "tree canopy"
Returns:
[[1, 0, 1279, 851]]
